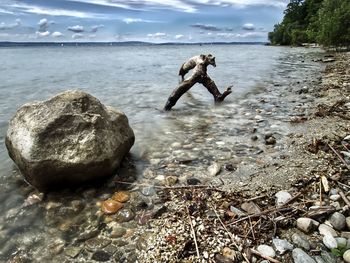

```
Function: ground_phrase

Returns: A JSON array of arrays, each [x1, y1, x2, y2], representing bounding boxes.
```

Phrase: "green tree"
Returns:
[[317, 0, 350, 47]]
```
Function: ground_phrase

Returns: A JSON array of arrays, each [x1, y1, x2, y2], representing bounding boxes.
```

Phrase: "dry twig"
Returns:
[[185, 205, 200, 258]]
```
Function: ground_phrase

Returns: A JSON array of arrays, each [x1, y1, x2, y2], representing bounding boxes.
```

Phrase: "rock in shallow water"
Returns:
[[5, 90, 135, 191], [101, 199, 123, 215]]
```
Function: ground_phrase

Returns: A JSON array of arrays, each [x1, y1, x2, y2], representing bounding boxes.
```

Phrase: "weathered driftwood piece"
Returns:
[[164, 55, 232, 111]]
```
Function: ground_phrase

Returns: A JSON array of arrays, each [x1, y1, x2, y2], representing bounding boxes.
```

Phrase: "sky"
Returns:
[[0, 0, 289, 42]]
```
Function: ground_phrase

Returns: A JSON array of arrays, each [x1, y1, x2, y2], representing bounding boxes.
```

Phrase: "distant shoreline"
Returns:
[[0, 41, 268, 47]]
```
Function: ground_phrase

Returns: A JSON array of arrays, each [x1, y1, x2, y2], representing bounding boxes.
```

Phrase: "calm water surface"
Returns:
[[0, 44, 324, 261]]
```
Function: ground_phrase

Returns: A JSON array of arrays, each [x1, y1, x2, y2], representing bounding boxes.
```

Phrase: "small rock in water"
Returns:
[[23, 192, 44, 207], [115, 208, 135, 223], [257, 245, 275, 258], [110, 227, 126, 238], [112, 191, 130, 203], [165, 176, 178, 186], [91, 250, 111, 262], [272, 238, 294, 254], [251, 135, 258, 141], [275, 191, 292, 206], [65, 246, 82, 258], [329, 212, 346, 230], [141, 186, 156, 196], [265, 136, 276, 145], [208, 162, 221, 176], [319, 223, 338, 237], [297, 218, 319, 233], [101, 199, 123, 215], [343, 250, 350, 263], [85, 237, 111, 251], [323, 234, 337, 249], [187, 177, 201, 185], [292, 233, 311, 251], [292, 248, 316, 263]]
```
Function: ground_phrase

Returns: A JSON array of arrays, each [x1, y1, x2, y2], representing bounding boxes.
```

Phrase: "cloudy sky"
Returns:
[[0, 0, 288, 42]]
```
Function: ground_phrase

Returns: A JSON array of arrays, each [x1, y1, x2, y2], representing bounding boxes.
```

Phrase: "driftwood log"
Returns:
[[164, 56, 232, 111]]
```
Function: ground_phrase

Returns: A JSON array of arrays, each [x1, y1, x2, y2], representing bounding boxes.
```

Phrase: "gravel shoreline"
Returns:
[[137, 52, 350, 263]]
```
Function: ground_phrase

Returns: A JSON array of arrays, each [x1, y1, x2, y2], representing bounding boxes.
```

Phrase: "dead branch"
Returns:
[[186, 205, 200, 258]]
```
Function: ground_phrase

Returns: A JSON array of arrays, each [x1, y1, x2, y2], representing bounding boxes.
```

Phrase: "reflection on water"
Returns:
[[0, 45, 324, 261]]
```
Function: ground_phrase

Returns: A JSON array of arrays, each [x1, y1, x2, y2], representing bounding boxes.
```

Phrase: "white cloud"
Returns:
[[68, 25, 84, 33], [175, 34, 184, 40], [91, 24, 104, 32], [38, 18, 48, 27], [67, 0, 197, 13], [191, 0, 287, 8], [72, 33, 84, 39], [122, 18, 159, 24], [0, 8, 14, 15], [147, 32, 167, 38], [64, 0, 287, 13], [52, 31, 63, 37], [38, 18, 54, 32], [0, 19, 21, 30], [9, 3, 106, 19], [36, 31, 50, 37], [242, 23, 255, 30]]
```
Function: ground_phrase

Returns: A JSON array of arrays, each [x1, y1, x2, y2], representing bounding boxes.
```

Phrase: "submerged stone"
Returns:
[[5, 90, 135, 191], [101, 199, 123, 215]]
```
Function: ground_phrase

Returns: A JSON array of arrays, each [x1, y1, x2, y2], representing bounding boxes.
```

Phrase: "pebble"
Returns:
[[241, 202, 261, 214], [112, 191, 130, 203], [329, 194, 341, 201], [314, 256, 326, 263], [165, 176, 178, 186], [335, 237, 347, 248], [323, 234, 337, 249], [64, 246, 82, 258], [319, 223, 338, 237], [275, 191, 292, 206], [329, 212, 346, 230], [265, 136, 276, 145], [115, 208, 135, 223], [257, 244, 275, 258], [214, 254, 235, 263], [208, 162, 221, 176], [101, 199, 123, 215], [85, 237, 111, 251], [272, 238, 293, 254], [141, 186, 156, 196], [91, 250, 111, 262], [343, 249, 350, 263], [297, 218, 319, 233], [292, 233, 311, 251], [110, 227, 126, 238], [187, 177, 201, 185], [292, 248, 316, 263]]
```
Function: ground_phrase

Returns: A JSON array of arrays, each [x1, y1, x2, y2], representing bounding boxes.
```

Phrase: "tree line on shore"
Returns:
[[268, 0, 350, 48]]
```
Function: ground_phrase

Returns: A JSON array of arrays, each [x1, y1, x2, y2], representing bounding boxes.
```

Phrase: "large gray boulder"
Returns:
[[5, 90, 135, 191]]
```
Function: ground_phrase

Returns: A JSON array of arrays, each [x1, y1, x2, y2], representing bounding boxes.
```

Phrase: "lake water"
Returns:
[[0, 44, 324, 261]]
